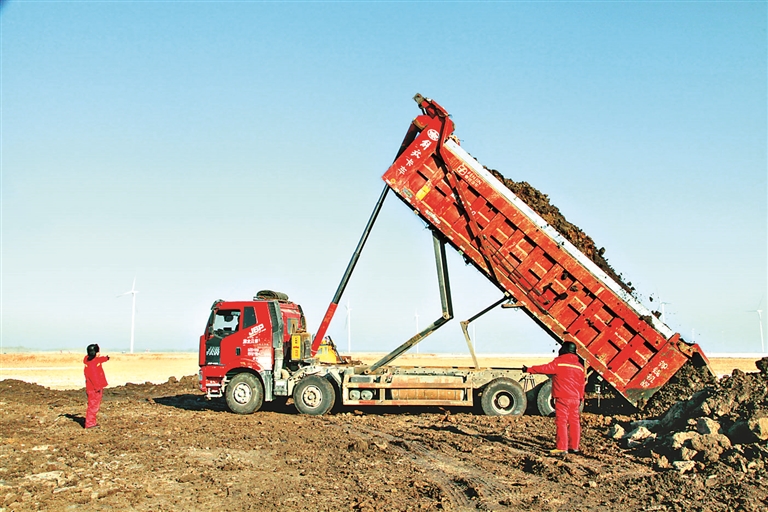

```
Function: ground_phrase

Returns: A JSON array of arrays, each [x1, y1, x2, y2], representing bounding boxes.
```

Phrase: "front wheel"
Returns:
[[225, 373, 264, 414], [293, 375, 336, 416], [480, 378, 527, 416]]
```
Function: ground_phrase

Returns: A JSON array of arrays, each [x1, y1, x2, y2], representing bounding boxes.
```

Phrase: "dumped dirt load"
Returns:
[[2, 374, 767, 511], [610, 358, 768, 505], [639, 361, 718, 418], [486, 167, 633, 293]]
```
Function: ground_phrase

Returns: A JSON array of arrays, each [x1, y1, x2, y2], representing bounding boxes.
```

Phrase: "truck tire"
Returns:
[[536, 379, 556, 417], [480, 378, 526, 416], [225, 373, 264, 415], [536, 379, 584, 417], [293, 375, 336, 416], [525, 381, 545, 415]]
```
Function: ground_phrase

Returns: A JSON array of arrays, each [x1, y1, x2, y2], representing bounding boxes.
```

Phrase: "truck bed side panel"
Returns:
[[382, 127, 703, 406]]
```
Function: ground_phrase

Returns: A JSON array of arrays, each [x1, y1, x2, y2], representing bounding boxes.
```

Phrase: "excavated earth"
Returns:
[[1, 361, 767, 511], [486, 168, 632, 294]]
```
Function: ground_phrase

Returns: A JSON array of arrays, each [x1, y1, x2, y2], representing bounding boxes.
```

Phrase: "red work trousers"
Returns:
[[85, 389, 103, 428], [554, 397, 581, 451]]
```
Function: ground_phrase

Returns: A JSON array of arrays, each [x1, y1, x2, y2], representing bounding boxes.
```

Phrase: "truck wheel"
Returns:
[[536, 379, 584, 416], [481, 378, 526, 416], [225, 373, 264, 415], [293, 375, 336, 416], [536, 379, 556, 416]]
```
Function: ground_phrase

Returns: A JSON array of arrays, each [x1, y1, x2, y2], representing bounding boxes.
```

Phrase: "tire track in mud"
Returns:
[[328, 418, 655, 510], [330, 420, 533, 510], [410, 420, 632, 482]]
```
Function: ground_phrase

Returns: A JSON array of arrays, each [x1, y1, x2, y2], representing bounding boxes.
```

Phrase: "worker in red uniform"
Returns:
[[523, 341, 585, 455], [83, 343, 109, 429]]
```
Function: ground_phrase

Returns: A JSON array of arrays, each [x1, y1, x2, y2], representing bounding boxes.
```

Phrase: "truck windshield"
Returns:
[[212, 309, 240, 335]]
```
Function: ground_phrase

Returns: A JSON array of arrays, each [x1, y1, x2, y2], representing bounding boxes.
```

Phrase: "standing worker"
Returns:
[[523, 341, 585, 455], [83, 343, 109, 429]]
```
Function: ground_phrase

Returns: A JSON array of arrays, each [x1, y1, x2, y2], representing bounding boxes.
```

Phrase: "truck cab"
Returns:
[[198, 291, 308, 412]]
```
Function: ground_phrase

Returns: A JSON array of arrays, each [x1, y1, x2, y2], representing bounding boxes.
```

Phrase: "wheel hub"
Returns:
[[496, 394, 511, 409], [301, 385, 322, 408], [233, 383, 252, 404]]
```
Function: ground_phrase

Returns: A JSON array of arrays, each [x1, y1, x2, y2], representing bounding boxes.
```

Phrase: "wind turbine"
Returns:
[[748, 297, 765, 354], [118, 277, 139, 354], [660, 301, 671, 324]]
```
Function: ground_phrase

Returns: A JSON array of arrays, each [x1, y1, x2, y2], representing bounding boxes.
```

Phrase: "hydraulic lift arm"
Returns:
[[366, 233, 454, 373], [311, 185, 389, 355]]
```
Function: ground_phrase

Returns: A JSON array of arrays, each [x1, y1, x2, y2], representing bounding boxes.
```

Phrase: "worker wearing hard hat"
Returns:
[[523, 341, 585, 455]]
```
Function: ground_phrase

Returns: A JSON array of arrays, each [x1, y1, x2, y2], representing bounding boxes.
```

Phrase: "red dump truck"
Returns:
[[199, 94, 708, 415]]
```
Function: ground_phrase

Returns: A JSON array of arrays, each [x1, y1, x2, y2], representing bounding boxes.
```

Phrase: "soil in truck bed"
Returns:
[[486, 167, 635, 295], [1, 359, 766, 511]]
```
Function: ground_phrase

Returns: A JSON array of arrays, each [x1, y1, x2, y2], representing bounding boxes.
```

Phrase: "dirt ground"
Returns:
[[1, 356, 766, 511]]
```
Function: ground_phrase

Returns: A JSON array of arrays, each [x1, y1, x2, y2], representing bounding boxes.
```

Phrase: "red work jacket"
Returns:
[[83, 356, 109, 392], [527, 353, 585, 400]]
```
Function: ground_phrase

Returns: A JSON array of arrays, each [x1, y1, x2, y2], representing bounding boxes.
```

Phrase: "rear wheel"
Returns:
[[480, 378, 526, 416], [536, 379, 583, 416], [536, 379, 556, 416], [225, 373, 264, 415], [293, 375, 336, 416], [524, 381, 544, 415]]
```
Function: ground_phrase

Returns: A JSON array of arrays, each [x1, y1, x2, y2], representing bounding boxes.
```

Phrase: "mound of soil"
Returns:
[[611, 358, 768, 490], [639, 362, 718, 418]]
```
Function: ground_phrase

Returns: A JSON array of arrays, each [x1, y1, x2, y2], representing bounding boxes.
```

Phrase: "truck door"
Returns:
[[239, 303, 276, 371]]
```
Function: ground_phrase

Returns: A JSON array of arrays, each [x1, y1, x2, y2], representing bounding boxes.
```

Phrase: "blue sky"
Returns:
[[2, 1, 766, 356]]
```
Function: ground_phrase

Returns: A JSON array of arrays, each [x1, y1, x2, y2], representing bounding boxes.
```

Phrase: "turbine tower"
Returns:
[[755, 309, 765, 353], [749, 297, 765, 354], [118, 277, 139, 354], [660, 301, 671, 324]]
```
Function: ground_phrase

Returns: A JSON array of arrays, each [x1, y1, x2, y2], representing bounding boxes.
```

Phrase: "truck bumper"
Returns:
[[199, 367, 225, 398]]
